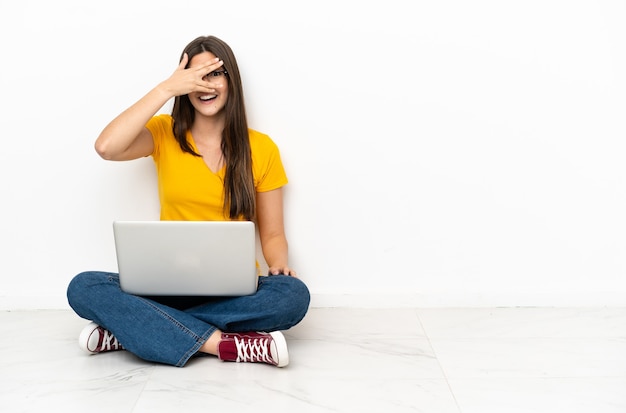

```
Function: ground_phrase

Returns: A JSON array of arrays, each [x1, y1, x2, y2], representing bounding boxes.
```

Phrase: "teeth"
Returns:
[[200, 95, 217, 101]]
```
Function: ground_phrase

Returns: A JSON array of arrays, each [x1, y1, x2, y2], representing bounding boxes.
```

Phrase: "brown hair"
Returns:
[[171, 35, 255, 220]]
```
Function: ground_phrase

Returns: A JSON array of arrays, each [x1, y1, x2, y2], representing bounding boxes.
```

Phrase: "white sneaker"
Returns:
[[78, 322, 124, 354]]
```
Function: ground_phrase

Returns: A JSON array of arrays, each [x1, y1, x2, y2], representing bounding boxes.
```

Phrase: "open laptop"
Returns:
[[113, 220, 258, 296]]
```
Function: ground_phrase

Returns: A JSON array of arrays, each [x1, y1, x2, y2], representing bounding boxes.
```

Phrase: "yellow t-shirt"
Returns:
[[146, 114, 288, 221]]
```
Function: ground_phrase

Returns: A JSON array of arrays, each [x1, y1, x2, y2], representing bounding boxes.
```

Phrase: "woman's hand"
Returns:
[[159, 53, 224, 97], [268, 266, 298, 277]]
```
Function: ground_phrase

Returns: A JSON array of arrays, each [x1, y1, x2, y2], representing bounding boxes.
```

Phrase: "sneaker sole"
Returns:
[[78, 321, 100, 354], [270, 331, 289, 367]]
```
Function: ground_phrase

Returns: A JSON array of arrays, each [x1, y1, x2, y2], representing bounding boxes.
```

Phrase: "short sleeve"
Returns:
[[250, 130, 288, 193], [146, 114, 174, 160]]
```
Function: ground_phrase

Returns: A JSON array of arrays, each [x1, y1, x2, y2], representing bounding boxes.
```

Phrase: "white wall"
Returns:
[[1, 0, 624, 309]]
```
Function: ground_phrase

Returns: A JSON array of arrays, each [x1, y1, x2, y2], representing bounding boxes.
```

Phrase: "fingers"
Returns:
[[178, 53, 189, 70], [190, 58, 225, 90], [186, 57, 223, 79], [166, 56, 224, 96], [176, 53, 223, 73], [268, 267, 298, 277], [200, 58, 224, 76]]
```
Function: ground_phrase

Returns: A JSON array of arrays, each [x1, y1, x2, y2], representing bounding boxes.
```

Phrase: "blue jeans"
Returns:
[[66, 271, 310, 367]]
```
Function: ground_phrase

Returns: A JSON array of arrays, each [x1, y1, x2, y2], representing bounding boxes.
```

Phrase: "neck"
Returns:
[[191, 116, 225, 145]]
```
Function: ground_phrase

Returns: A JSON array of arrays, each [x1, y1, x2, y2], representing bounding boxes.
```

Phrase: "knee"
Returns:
[[270, 275, 311, 323], [291, 277, 311, 323], [290, 277, 311, 311], [67, 271, 118, 309], [67, 271, 108, 294]]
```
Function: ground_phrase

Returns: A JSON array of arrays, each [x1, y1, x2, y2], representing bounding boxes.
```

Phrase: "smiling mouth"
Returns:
[[199, 95, 217, 102]]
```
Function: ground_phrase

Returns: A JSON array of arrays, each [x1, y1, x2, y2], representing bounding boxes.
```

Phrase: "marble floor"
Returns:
[[1, 307, 625, 413]]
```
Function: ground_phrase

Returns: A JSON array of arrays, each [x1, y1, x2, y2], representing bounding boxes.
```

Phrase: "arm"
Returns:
[[256, 187, 296, 277], [94, 54, 225, 161]]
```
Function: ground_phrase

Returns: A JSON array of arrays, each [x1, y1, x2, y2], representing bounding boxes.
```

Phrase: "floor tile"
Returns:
[[448, 377, 626, 413], [136, 364, 459, 413], [0, 310, 152, 413], [417, 307, 626, 338], [285, 337, 445, 380], [1, 307, 624, 413], [430, 337, 626, 378], [283, 308, 443, 379]]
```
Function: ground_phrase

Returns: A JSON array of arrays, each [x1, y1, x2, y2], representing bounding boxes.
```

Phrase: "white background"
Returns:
[[1, 0, 624, 309]]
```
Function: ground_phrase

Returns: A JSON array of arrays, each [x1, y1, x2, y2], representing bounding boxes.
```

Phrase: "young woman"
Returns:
[[66, 35, 310, 368]]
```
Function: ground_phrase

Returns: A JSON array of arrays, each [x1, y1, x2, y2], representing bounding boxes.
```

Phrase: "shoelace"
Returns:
[[100, 329, 122, 351], [234, 336, 272, 363]]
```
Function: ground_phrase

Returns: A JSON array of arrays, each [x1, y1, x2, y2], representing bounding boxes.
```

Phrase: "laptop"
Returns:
[[113, 220, 258, 296]]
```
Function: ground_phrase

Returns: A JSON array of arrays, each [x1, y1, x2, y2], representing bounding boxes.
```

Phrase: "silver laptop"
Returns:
[[113, 220, 258, 296]]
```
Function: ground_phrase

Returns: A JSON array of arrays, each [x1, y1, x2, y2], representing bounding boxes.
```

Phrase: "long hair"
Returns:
[[171, 35, 256, 221]]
